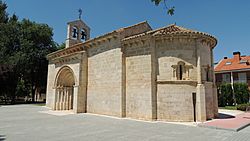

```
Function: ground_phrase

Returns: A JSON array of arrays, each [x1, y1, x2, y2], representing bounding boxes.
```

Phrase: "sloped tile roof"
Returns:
[[150, 24, 193, 35], [123, 24, 217, 48], [150, 24, 215, 38], [215, 56, 250, 72]]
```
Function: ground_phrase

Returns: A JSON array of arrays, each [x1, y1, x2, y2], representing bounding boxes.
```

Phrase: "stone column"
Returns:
[[56, 87, 61, 110], [65, 87, 69, 110], [53, 88, 57, 110], [60, 87, 64, 110], [172, 66, 177, 80], [69, 87, 73, 110], [196, 40, 207, 122], [62, 87, 66, 110]]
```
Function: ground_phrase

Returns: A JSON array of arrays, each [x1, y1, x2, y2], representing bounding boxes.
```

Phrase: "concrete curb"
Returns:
[[198, 122, 250, 132]]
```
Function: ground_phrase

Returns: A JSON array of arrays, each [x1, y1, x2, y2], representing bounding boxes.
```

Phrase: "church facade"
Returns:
[[46, 19, 218, 122]]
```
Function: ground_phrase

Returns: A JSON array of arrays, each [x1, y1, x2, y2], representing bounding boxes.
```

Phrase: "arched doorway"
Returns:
[[54, 67, 75, 110]]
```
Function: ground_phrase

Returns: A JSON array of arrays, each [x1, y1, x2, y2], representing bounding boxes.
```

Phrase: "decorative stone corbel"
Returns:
[[184, 65, 193, 80], [171, 65, 177, 80]]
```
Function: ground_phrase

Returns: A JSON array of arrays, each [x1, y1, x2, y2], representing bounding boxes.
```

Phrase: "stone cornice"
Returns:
[[195, 34, 217, 49], [157, 80, 198, 86], [47, 43, 84, 60], [47, 32, 118, 60], [154, 33, 217, 49], [83, 32, 118, 48], [51, 51, 85, 66]]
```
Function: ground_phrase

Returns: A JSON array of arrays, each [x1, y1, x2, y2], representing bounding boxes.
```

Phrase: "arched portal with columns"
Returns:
[[54, 66, 75, 110]]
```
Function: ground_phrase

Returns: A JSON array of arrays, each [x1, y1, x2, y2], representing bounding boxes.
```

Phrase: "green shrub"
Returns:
[[236, 103, 250, 111], [218, 82, 250, 107], [218, 83, 234, 106], [234, 83, 250, 104]]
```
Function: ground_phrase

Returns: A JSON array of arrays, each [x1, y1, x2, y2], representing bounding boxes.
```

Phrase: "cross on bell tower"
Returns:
[[78, 8, 82, 19], [65, 9, 90, 48]]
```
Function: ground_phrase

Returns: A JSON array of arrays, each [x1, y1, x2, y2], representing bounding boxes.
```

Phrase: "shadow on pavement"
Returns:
[[218, 113, 235, 119], [0, 135, 6, 141]]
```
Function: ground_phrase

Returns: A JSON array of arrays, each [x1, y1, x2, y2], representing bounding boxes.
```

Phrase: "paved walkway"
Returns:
[[0, 105, 250, 141], [200, 112, 250, 131]]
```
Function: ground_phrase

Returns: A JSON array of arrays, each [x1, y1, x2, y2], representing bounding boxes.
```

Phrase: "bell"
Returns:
[[72, 28, 78, 38], [81, 31, 86, 40]]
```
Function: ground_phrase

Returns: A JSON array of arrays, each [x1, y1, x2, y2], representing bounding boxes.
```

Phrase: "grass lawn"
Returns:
[[33, 103, 46, 106], [219, 106, 237, 110]]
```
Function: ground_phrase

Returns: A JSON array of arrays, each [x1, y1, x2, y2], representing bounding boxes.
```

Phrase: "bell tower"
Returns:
[[65, 9, 90, 48]]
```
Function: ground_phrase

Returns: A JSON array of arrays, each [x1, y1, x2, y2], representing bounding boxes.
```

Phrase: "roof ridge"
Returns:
[[116, 21, 152, 32], [123, 24, 217, 48], [148, 24, 196, 34]]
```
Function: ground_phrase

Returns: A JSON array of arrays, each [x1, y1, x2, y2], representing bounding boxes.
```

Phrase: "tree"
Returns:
[[58, 42, 65, 50], [17, 19, 57, 102], [0, 0, 8, 23], [0, 0, 58, 104], [0, 2, 20, 103], [151, 0, 175, 16]]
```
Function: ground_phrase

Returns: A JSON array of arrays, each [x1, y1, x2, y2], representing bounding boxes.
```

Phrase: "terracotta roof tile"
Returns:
[[150, 24, 193, 35], [215, 56, 250, 72], [123, 24, 217, 48]]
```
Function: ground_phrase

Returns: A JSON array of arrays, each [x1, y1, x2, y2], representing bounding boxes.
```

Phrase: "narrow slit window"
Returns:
[[206, 69, 209, 81], [179, 65, 183, 80], [176, 61, 185, 80]]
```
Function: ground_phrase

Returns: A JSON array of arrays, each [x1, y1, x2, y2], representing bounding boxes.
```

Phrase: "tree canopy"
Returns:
[[151, 0, 175, 16], [0, 0, 58, 104]]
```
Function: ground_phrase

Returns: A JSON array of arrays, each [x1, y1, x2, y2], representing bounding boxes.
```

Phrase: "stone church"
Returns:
[[46, 18, 218, 122]]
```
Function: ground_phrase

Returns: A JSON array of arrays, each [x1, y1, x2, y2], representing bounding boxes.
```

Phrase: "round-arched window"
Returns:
[[72, 26, 78, 39], [80, 28, 87, 41]]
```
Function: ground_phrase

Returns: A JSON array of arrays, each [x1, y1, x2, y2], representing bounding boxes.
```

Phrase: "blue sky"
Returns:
[[5, 0, 250, 62]]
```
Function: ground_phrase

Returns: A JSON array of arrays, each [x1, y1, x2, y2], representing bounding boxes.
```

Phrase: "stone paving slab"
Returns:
[[39, 109, 74, 116], [199, 113, 250, 132], [1, 105, 250, 141]]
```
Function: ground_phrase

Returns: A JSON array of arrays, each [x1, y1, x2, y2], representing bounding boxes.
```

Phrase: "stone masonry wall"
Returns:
[[155, 38, 197, 81], [157, 84, 196, 121], [125, 41, 152, 120], [155, 38, 197, 121], [87, 38, 123, 117]]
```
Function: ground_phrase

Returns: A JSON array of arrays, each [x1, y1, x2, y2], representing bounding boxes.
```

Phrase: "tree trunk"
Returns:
[[31, 85, 35, 103], [10, 89, 16, 104], [4, 94, 7, 105]]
